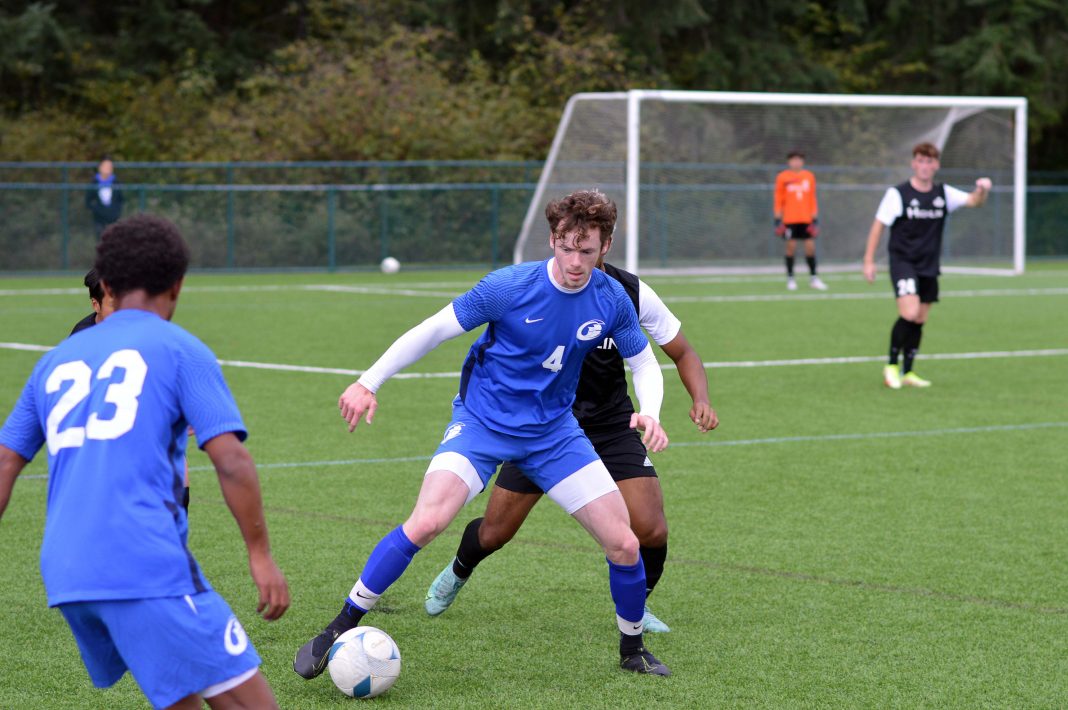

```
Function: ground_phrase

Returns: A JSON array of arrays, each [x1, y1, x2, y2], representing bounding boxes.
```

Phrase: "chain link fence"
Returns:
[[1, 162, 1065, 272]]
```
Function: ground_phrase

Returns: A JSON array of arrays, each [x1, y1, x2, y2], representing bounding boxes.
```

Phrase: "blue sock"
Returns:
[[360, 525, 421, 596], [607, 557, 646, 624]]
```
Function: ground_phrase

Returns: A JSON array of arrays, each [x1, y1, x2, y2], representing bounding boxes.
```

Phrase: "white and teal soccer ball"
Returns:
[[327, 626, 402, 698], [380, 256, 401, 274]]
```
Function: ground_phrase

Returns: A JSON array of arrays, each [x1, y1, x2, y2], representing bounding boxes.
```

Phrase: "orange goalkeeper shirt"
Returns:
[[774, 169, 818, 224]]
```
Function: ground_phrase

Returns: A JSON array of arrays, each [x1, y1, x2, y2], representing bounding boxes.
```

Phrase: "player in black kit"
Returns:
[[424, 259, 718, 635], [862, 142, 992, 389], [69, 269, 113, 335]]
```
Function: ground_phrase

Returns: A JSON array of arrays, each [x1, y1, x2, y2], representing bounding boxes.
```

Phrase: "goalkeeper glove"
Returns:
[[774, 218, 786, 238], [807, 218, 820, 237]]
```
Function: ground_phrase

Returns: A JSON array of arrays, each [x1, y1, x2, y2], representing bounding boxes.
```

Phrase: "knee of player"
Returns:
[[605, 531, 641, 565], [405, 515, 450, 546], [637, 520, 668, 549], [477, 520, 516, 551]]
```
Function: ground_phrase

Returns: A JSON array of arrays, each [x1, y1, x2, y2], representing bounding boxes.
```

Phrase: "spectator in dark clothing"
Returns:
[[85, 157, 124, 239]]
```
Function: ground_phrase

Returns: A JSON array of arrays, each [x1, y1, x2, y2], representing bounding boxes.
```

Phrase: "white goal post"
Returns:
[[514, 90, 1028, 275]]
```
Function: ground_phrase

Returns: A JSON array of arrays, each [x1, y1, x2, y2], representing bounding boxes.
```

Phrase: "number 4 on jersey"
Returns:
[[541, 345, 565, 373]]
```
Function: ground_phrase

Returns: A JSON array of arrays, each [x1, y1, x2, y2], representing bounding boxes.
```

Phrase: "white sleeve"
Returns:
[[356, 304, 466, 392], [638, 281, 682, 346], [623, 343, 663, 422], [874, 187, 903, 226], [944, 185, 970, 213]]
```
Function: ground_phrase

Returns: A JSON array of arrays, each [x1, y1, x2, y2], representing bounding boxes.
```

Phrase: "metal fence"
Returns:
[[1, 161, 1065, 272]]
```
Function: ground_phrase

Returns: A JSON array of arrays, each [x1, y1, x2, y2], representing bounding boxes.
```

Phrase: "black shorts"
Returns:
[[495, 427, 657, 495], [784, 223, 813, 240], [889, 260, 939, 303]]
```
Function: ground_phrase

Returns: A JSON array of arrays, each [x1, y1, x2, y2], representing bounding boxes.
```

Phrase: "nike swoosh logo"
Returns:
[[632, 624, 642, 630], [355, 591, 374, 599], [524, 317, 544, 324]]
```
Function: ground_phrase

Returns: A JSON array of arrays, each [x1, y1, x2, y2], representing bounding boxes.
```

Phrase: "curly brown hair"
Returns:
[[545, 189, 617, 246], [95, 214, 190, 297]]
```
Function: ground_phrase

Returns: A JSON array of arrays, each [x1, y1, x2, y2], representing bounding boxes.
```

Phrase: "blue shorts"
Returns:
[[428, 401, 618, 514], [59, 591, 261, 710]]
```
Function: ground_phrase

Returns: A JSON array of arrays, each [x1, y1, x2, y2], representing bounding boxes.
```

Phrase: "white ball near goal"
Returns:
[[327, 626, 402, 698], [380, 256, 401, 274]]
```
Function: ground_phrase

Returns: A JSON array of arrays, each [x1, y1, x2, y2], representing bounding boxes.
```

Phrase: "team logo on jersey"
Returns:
[[441, 422, 464, 443], [224, 616, 249, 656], [906, 197, 944, 220], [576, 319, 605, 341]]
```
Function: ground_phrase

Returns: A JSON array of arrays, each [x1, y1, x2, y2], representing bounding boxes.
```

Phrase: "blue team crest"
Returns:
[[576, 319, 605, 341], [441, 422, 464, 443]]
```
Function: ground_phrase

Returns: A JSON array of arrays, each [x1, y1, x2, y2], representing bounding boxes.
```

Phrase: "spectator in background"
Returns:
[[85, 157, 124, 240]]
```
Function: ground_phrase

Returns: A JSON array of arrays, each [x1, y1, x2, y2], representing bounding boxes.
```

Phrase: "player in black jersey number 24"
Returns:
[[862, 142, 991, 389]]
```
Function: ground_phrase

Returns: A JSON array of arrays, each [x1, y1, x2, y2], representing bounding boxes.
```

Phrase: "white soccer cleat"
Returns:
[[786, 277, 798, 291], [810, 276, 828, 290], [883, 364, 902, 390]]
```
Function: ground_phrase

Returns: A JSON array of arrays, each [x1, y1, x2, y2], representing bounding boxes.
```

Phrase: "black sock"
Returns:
[[620, 631, 644, 656], [327, 599, 365, 635], [785, 256, 795, 277], [453, 517, 491, 579], [902, 321, 924, 374], [181, 486, 190, 511], [806, 256, 817, 275], [639, 544, 667, 596], [889, 317, 911, 365]]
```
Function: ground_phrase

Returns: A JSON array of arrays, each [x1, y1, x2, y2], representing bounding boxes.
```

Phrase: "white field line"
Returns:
[[20, 421, 1066, 480], [4, 283, 1068, 302], [4, 343, 1068, 377], [671, 421, 1068, 449], [662, 287, 1068, 304]]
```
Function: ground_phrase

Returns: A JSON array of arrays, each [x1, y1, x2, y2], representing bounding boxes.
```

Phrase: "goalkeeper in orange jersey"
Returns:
[[774, 151, 827, 291]]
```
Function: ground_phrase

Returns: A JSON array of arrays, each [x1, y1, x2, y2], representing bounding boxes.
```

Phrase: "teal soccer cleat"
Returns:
[[425, 562, 468, 616], [642, 604, 671, 633]]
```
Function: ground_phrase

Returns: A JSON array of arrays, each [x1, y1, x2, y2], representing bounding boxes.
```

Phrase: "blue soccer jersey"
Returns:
[[0, 309, 246, 606], [451, 259, 648, 436]]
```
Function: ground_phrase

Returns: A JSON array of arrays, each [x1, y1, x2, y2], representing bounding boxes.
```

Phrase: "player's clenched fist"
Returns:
[[339, 381, 377, 431]]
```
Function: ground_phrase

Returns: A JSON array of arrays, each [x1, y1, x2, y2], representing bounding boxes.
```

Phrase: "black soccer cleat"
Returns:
[[620, 648, 671, 676], [293, 628, 340, 679]]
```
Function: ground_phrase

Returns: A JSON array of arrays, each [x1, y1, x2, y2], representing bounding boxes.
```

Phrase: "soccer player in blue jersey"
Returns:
[[0, 215, 289, 710], [423, 258, 718, 633], [294, 189, 673, 678]]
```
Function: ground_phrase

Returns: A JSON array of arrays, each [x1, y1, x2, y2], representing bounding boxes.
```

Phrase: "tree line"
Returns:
[[1, 0, 1066, 168]]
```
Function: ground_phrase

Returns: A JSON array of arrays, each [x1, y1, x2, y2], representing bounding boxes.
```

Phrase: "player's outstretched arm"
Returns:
[[203, 433, 290, 621], [659, 331, 718, 433], [340, 304, 467, 432], [624, 344, 669, 453], [0, 445, 28, 519], [862, 219, 885, 283], [967, 178, 992, 207]]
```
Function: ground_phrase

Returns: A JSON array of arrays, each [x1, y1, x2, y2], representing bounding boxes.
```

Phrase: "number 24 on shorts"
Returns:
[[896, 278, 917, 297]]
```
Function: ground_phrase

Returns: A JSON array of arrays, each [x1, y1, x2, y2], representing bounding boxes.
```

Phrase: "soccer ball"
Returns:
[[380, 256, 401, 274], [327, 626, 402, 698]]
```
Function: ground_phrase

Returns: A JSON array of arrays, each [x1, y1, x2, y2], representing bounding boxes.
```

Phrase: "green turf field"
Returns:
[[1, 264, 1067, 708]]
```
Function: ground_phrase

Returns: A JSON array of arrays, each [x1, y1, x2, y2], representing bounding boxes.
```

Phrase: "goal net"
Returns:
[[514, 91, 1027, 275]]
